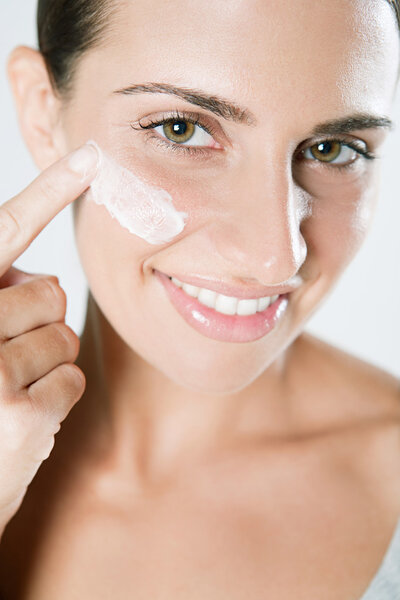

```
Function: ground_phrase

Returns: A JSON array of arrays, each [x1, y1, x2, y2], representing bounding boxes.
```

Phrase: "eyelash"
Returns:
[[131, 110, 218, 158], [131, 111, 377, 170], [299, 136, 377, 172]]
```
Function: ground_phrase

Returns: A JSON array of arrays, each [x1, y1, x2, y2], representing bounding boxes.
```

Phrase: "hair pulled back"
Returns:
[[37, 0, 400, 96], [37, 0, 112, 95]]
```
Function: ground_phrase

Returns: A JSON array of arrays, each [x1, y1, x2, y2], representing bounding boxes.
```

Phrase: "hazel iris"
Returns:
[[163, 120, 195, 143], [309, 141, 342, 162]]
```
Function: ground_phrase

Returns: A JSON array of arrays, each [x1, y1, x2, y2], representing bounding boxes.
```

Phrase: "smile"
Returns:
[[155, 270, 290, 343], [169, 276, 280, 316]]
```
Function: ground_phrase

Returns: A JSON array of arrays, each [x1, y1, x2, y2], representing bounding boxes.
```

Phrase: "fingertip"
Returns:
[[68, 142, 100, 182]]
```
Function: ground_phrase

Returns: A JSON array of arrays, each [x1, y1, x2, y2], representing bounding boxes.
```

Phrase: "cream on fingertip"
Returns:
[[68, 143, 100, 180]]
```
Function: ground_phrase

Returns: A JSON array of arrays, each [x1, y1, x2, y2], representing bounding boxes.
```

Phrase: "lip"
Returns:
[[155, 270, 290, 343], [154, 269, 299, 299]]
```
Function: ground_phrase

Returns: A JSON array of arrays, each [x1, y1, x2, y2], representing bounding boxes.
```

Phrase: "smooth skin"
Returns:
[[0, 0, 400, 598]]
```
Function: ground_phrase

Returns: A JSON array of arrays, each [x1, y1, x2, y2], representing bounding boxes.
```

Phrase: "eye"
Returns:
[[131, 111, 224, 155], [301, 138, 376, 169], [303, 140, 358, 164], [152, 119, 217, 147]]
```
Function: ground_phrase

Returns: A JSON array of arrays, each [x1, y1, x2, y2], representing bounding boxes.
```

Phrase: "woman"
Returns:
[[0, 0, 399, 597]]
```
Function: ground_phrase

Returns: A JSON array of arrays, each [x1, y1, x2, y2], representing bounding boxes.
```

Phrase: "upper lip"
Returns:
[[155, 269, 302, 299]]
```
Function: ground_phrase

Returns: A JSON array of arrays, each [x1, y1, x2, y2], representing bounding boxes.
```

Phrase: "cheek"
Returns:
[[72, 143, 196, 304], [89, 144, 188, 245], [72, 195, 149, 294], [301, 172, 378, 274]]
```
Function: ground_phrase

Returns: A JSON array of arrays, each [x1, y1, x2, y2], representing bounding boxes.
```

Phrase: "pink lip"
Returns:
[[155, 270, 289, 343], [158, 271, 299, 299]]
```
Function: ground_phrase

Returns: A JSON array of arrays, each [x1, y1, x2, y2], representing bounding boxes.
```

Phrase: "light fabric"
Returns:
[[360, 517, 400, 599]]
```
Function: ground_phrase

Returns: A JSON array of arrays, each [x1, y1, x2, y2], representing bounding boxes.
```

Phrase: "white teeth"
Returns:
[[169, 277, 278, 316], [182, 283, 200, 298], [197, 288, 217, 308], [215, 293, 238, 315], [257, 297, 271, 312], [172, 277, 183, 288], [237, 298, 258, 316]]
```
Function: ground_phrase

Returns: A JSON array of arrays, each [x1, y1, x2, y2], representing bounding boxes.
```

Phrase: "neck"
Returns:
[[75, 291, 297, 487]]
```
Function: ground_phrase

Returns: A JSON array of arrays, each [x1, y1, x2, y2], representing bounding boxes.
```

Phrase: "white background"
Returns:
[[1, 1, 399, 378]]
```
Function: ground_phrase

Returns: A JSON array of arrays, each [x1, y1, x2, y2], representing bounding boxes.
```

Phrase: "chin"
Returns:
[[131, 322, 297, 396]]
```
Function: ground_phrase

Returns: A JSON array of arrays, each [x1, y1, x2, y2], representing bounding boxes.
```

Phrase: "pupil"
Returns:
[[317, 142, 332, 155], [172, 121, 187, 136]]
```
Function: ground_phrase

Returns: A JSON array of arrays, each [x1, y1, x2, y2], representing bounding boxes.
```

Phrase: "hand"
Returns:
[[0, 142, 98, 537]]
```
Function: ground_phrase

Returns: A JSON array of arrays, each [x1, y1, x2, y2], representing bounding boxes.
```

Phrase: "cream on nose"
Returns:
[[260, 237, 307, 286]]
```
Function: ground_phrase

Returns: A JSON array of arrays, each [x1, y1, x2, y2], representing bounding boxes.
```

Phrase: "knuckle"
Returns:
[[53, 324, 80, 356], [62, 362, 85, 388], [34, 363, 85, 419], [57, 364, 86, 407], [0, 352, 11, 390], [53, 322, 73, 343], [39, 277, 67, 313], [0, 204, 23, 247]]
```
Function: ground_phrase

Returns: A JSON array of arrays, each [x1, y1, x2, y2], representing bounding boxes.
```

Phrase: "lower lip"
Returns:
[[155, 270, 289, 343]]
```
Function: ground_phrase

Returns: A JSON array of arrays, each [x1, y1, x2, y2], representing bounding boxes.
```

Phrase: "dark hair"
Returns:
[[37, 0, 113, 95], [390, 0, 400, 28], [37, 0, 400, 96]]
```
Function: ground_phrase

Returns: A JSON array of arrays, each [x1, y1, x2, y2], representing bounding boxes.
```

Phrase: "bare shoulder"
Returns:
[[290, 333, 400, 509], [294, 331, 400, 413]]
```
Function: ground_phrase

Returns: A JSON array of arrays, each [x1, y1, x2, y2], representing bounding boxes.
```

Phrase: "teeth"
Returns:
[[172, 277, 183, 288], [198, 288, 217, 308], [182, 283, 200, 298], [257, 297, 271, 311], [215, 294, 238, 315], [170, 276, 279, 316], [237, 298, 258, 316]]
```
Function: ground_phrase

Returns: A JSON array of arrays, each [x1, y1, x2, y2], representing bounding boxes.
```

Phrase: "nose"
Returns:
[[208, 163, 308, 285]]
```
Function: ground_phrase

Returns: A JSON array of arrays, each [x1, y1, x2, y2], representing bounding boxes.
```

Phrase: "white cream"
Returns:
[[87, 141, 187, 244]]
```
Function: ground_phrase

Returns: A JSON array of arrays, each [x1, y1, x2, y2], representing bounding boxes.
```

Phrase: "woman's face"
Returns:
[[58, 0, 398, 393]]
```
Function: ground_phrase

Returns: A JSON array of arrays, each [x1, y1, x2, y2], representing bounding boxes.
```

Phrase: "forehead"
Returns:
[[89, 0, 399, 123]]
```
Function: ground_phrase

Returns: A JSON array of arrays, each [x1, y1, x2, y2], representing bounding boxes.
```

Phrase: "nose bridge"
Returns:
[[210, 162, 307, 284]]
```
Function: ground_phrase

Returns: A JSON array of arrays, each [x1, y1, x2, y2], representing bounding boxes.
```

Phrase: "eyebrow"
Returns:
[[113, 82, 394, 134], [113, 82, 257, 125], [311, 113, 394, 136]]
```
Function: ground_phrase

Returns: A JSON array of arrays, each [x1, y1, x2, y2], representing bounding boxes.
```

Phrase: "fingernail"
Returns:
[[68, 142, 100, 180]]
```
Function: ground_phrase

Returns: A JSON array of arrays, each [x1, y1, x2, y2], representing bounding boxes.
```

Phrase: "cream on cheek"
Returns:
[[87, 141, 188, 244]]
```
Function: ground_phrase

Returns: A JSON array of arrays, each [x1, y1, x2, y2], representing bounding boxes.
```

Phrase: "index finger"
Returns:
[[0, 142, 99, 276]]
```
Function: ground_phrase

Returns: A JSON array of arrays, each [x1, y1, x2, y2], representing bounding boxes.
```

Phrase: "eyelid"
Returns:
[[145, 135, 218, 159], [295, 136, 377, 175], [129, 109, 229, 160], [131, 109, 225, 142], [298, 135, 375, 159]]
